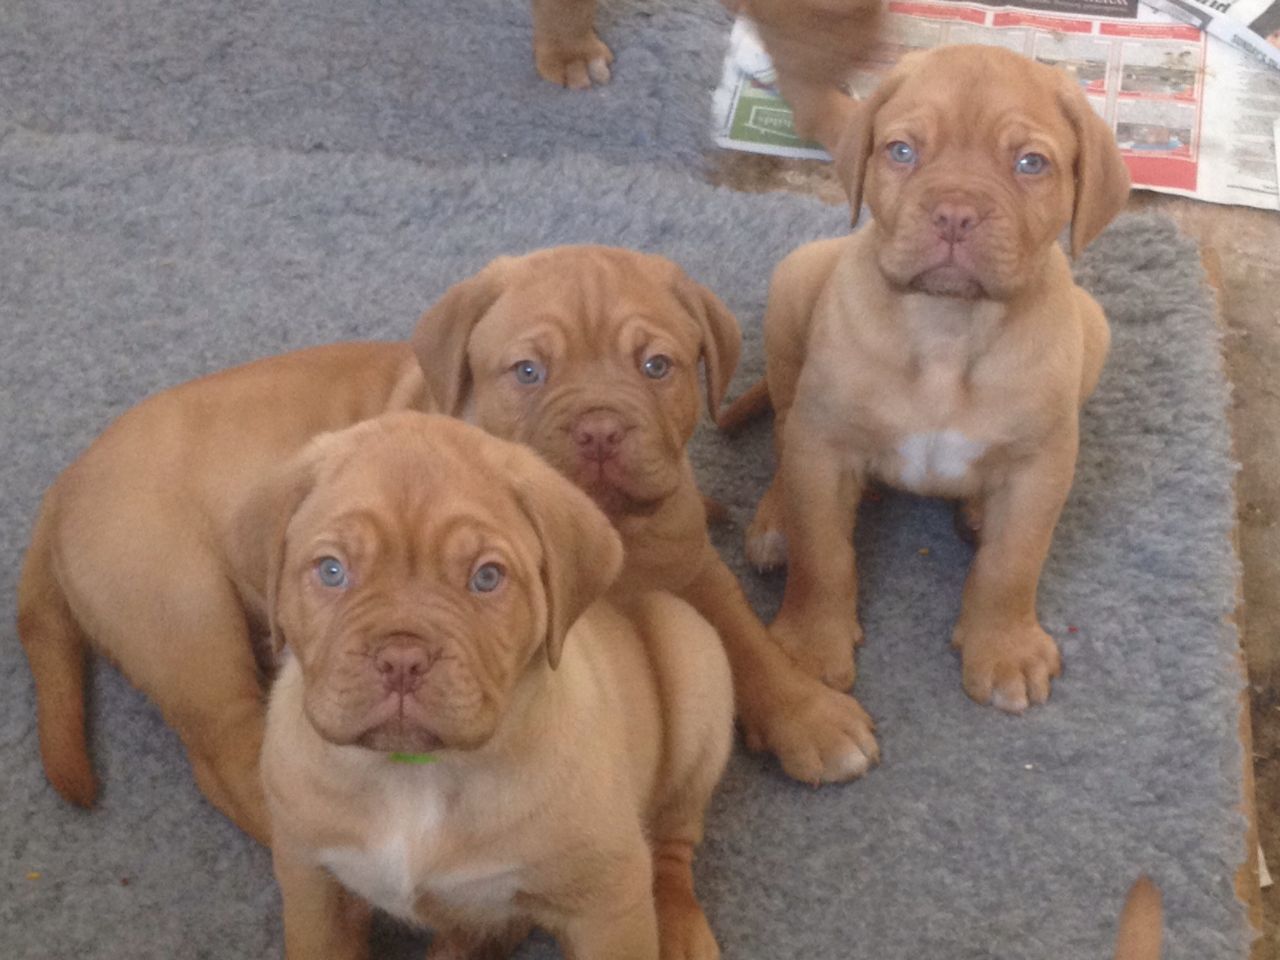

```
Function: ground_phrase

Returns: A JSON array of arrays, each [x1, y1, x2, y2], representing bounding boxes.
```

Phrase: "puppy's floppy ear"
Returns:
[[229, 443, 323, 659], [411, 257, 514, 416], [832, 54, 919, 220], [1113, 876, 1162, 960], [670, 269, 742, 420], [1056, 78, 1131, 258], [508, 448, 623, 669]]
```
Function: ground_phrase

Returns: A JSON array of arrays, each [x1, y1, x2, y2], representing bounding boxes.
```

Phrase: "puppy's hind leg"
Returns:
[[103, 572, 273, 844], [17, 505, 98, 809]]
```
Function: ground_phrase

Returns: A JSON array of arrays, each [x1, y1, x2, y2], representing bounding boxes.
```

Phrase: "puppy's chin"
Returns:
[[303, 689, 496, 754], [906, 265, 987, 300], [571, 461, 675, 518]]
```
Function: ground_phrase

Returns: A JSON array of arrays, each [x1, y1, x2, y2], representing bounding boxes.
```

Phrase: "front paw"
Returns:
[[743, 675, 879, 784], [954, 621, 1062, 713], [769, 609, 862, 692], [534, 33, 613, 89]]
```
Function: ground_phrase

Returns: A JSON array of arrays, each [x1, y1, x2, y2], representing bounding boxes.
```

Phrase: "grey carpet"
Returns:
[[0, 0, 730, 169], [0, 132, 1249, 959], [0, 1, 1249, 958]]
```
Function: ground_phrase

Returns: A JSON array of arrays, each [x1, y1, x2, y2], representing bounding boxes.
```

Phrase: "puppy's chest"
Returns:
[[316, 786, 520, 927], [836, 355, 1017, 496]]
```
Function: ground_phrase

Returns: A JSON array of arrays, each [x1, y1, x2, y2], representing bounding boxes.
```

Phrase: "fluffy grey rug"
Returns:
[[0, 130, 1247, 959], [0, 0, 730, 169], [0, 0, 1249, 958]]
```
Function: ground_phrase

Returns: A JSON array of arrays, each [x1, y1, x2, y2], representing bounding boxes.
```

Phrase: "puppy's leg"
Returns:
[[17, 507, 97, 808], [681, 554, 879, 784], [531, 0, 612, 89], [102, 576, 272, 843], [769, 425, 863, 691], [952, 440, 1076, 712], [558, 843, 659, 960], [273, 844, 371, 960]]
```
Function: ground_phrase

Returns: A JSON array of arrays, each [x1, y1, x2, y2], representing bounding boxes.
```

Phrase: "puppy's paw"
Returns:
[[744, 525, 788, 572], [534, 34, 613, 89], [955, 622, 1062, 713], [745, 677, 880, 785], [769, 611, 862, 692], [744, 484, 787, 571]]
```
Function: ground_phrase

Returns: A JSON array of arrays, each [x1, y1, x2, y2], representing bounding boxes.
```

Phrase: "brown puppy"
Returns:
[[259, 412, 732, 960], [18, 245, 869, 851], [412, 245, 879, 783], [727, 46, 1130, 710]]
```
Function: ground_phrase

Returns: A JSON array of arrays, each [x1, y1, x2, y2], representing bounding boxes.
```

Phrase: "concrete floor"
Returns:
[[710, 153, 1280, 957]]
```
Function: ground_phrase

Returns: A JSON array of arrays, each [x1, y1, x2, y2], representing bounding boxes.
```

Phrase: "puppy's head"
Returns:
[[236, 412, 622, 755], [834, 45, 1130, 299], [411, 246, 740, 519]]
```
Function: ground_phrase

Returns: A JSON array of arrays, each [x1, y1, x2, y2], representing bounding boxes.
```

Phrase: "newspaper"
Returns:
[[711, 0, 1280, 210]]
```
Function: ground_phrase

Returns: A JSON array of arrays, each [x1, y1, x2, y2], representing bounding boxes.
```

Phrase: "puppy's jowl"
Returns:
[[259, 413, 731, 960], [725, 45, 1130, 711]]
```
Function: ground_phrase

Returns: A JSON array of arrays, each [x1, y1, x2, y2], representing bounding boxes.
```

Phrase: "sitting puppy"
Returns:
[[19, 246, 868, 852], [258, 413, 732, 960], [724, 46, 1130, 711]]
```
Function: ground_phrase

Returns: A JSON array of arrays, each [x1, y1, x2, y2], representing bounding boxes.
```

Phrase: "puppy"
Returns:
[[411, 245, 879, 783], [258, 412, 732, 960], [19, 245, 868, 852], [535, 0, 882, 107], [724, 46, 1130, 710]]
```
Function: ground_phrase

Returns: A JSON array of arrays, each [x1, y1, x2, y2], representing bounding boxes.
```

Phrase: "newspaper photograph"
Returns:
[[711, 0, 1280, 210]]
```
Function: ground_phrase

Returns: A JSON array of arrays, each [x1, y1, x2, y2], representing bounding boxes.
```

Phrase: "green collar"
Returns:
[[388, 752, 438, 765]]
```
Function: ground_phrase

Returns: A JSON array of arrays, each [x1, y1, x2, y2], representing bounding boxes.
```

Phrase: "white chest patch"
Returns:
[[315, 786, 520, 925], [896, 430, 987, 490]]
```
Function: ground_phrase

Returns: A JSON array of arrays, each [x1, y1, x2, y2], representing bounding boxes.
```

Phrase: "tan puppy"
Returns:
[[412, 246, 879, 782], [18, 245, 869, 853], [727, 46, 1130, 711], [259, 413, 732, 960]]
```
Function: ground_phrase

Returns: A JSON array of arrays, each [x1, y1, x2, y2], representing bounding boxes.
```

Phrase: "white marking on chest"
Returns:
[[315, 785, 519, 924], [896, 430, 987, 490]]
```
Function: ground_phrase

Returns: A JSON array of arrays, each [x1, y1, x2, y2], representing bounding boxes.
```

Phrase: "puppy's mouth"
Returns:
[[908, 263, 986, 300], [572, 459, 671, 518]]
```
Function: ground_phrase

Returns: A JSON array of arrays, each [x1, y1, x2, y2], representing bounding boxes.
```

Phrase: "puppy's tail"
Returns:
[[715, 378, 772, 434], [1114, 876, 1163, 960], [17, 501, 98, 809]]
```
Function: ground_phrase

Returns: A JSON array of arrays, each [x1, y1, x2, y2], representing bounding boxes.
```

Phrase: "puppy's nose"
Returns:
[[571, 411, 626, 462], [374, 642, 430, 695], [932, 201, 980, 243]]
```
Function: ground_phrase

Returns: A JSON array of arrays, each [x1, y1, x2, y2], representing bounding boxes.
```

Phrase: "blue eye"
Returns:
[[642, 355, 672, 379], [1016, 152, 1049, 175], [513, 360, 545, 385], [469, 562, 505, 594], [887, 141, 917, 165], [316, 556, 348, 589]]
